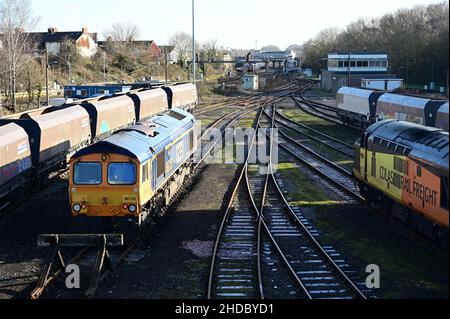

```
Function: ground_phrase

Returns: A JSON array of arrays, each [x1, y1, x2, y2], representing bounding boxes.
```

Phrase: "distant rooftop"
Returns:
[[328, 51, 388, 55]]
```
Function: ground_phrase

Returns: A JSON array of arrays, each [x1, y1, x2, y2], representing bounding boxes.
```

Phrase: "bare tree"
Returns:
[[302, 28, 341, 73], [301, 2, 449, 85], [102, 22, 141, 74], [204, 38, 218, 61], [169, 31, 193, 68], [103, 22, 140, 42], [0, 0, 39, 111]]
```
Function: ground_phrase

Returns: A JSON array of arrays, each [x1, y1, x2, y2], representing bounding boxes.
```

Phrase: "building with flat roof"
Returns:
[[321, 52, 396, 94], [327, 52, 388, 73], [361, 78, 404, 91]]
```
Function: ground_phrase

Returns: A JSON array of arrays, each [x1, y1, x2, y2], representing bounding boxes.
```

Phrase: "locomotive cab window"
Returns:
[[108, 163, 136, 185], [156, 151, 165, 178], [417, 165, 422, 177], [74, 162, 102, 185], [189, 131, 194, 151], [142, 162, 149, 183]]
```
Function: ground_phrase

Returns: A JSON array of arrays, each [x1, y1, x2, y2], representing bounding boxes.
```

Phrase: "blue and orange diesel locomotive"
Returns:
[[68, 108, 198, 226]]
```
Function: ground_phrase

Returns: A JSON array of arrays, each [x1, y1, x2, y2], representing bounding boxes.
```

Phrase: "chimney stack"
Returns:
[[82, 27, 88, 34], [47, 27, 57, 34]]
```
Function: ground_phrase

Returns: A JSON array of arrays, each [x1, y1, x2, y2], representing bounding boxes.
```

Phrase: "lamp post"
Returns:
[[347, 51, 351, 87], [192, 0, 196, 82], [68, 54, 71, 84], [45, 49, 49, 106], [103, 52, 107, 83], [164, 48, 169, 83]]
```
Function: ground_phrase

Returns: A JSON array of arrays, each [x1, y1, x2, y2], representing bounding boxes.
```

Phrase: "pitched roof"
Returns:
[[159, 45, 175, 52], [97, 40, 154, 47], [17, 31, 97, 50]]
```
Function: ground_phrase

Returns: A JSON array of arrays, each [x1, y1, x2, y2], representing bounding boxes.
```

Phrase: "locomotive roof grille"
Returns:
[[369, 120, 448, 159], [167, 110, 186, 121], [116, 125, 159, 137]]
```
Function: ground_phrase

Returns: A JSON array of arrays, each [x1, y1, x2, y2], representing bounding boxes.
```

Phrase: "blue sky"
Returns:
[[31, 0, 444, 49]]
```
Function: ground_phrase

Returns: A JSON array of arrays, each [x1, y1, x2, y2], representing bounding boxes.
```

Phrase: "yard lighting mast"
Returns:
[[46, 49, 49, 106], [103, 52, 107, 83], [68, 54, 72, 84], [348, 51, 351, 87], [192, 0, 196, 82]]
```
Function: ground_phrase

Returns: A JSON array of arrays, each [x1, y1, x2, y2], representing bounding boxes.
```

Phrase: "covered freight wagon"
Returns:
[[336, 87, 384, 127], [163, 83, 198, 110], [0, 106, 91, 168], [435, 102, 449, 131], [0, 123, 32, 200], [128, 88, 169, 121], [80, 95, 136, 141], [377, 94, 446, 128]]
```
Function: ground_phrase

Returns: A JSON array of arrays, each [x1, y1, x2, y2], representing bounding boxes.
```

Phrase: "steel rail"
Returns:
[[272, 115, 354, 157], [206, 107, 265, 299], [262, 109, 353, 176], [256, 99, 367, 299], [267, 165, 367, 299], [250, 99, 312, 299], [259, 113, 365, 202], [207, 88, 299, 299], [274, 108, 354, 150]]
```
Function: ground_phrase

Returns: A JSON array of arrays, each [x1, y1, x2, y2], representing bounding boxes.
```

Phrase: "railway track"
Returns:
[[196, 83, 296, 117], [274, 109, 354, 158], [258, 103, 368, 299], [260, 172, 367, 299], [207, 92, 298, 299], [262, 110, 362, 202], [289, 78, 365, 129], [207, 88, 370, 299]]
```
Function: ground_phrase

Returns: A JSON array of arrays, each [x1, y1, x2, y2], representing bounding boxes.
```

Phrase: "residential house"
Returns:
[[19, 27, 98, 57], [159, 45, 176, 64]]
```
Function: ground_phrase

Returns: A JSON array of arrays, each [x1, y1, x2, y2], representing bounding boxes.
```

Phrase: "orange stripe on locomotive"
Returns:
[[401, 158, 448, 227]]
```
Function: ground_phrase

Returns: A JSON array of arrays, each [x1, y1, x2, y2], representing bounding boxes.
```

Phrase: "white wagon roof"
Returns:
[[438, 102, 448, 113], [337, 87, 374, 99], [378, 93, 429, 109]]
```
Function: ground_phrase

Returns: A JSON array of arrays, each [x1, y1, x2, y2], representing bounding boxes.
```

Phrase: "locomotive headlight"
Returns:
[[73, 204, 81, 213], [128, 204, 137, 213]]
